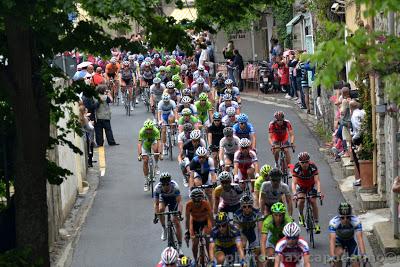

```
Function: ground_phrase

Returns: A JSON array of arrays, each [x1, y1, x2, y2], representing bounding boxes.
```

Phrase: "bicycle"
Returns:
[[186, 226, 210, 267], [108, 78, 119, 106], [272, 143, 295, 185], [146, 152, 160, 198], [142, 85, 151, 112], [165, 123, 176, 161], [295, 193, 323, 248], [123, 85, 134, 116], [154, 210, 182, 250], [238, 179, 257, 195], [329, 247, 369, 267]]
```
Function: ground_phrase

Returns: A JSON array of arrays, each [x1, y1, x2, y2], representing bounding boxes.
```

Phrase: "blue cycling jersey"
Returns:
[[233, 122, 255, 139], [328, 215, 362, 240]]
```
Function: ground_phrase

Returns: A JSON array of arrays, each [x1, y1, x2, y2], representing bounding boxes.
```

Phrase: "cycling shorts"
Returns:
[[335, 237, 359, 256], [272, 140, 290, 147], [141, 140, 158, 155], [236, 165, 255, 181], [242, 229, 259, 249], [295, 185, 317, 195], [224, 153, 235, 163], [220, 203, 240, 214], [193, 172, 212, 186], [162, 112, 174, 123], [106, 72, 116, 79], [161, 200, 178, 212], [144, 78, 153, 86], [193, 220, 208, 234], [122, 77, 133, 86], [215, 245, 236, 258]]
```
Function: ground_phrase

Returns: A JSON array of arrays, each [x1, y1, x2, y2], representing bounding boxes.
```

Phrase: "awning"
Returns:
[[169, 8, 197, 22], [286, 14, 303, 35]]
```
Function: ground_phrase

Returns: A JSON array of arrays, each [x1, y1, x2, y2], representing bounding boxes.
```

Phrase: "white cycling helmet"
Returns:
[[182, 108, 192, 116], [180, 64, 188, 71], [224, 94, 232, 101], [154, 53, 160, 58], [161, 247, 178, 264], [144, 61, 151, 67], [226, 106, 236, 116], [218, 171, 232, 183], [128, 55, 135, 60], [190, 130, 201, 140], [181, 96, 191, 104], [153, 77, 161, 84], [159, 66, 166, 71], [110, 57, 117, 64], [162, 94, 170, 101], [283, 222, 301, 238], [145, 56, 152, 62], [166, 81, 175, 89], [198, 65, 205, 71], [196, 77, 205, 84], [225, 79, 233, 85], [196, 147, 208, 157], [239, 138, 251, 148]]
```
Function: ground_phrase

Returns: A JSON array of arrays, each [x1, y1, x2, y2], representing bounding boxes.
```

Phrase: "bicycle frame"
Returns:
[[296, 193, 322, 248], [147, 152, 160, 198], [195, 228, 210, 267], [164, 123, 176, 161], [156, 210, 181, 249], [273, 143, 295, 184]]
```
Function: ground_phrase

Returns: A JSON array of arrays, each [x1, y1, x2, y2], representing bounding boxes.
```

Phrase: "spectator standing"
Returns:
[[288, 51, 298, 100], [233, 49, 244, 92], [79, 103, 95, 167], [92, 67, 105, 86], [198, 43, 209, 69], [278, 60, 290, 97], [222, 40, 235, 60], [339, 87, 352, 157], [350, 100, 365, 185]]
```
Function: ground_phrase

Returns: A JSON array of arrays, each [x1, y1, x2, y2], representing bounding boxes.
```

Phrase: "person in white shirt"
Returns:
[[350, 100, 365, 186]]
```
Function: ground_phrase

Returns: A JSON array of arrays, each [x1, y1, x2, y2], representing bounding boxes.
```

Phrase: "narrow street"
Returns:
[[71, 97, 344, 266]]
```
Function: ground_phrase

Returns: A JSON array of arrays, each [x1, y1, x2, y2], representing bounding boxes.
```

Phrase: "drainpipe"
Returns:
[[251, 22, 256, 61]]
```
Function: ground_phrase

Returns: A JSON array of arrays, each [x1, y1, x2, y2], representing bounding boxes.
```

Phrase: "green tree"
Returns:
[[0, 0, 191, 265]]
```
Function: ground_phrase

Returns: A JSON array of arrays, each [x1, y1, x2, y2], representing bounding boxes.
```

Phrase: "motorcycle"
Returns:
[[259, 61, 274, 94]]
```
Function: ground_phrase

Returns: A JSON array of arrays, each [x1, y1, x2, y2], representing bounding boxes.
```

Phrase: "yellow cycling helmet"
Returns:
[[260, 164, 272, 177], [179, 256, 192, 267]]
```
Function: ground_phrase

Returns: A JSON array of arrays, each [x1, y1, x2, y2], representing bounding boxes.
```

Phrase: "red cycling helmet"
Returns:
[[298, 152, 310, 162], [274, 111, 285, 120]]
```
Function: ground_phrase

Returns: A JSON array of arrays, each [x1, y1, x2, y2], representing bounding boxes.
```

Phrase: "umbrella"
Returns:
[[77, 61, 92, 69]]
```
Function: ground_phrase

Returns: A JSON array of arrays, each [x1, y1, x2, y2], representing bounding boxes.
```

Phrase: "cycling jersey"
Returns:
[[212, 80, 225, 95], [219, 136, 240, 155], [158, 100, 176, 115], [208, 123, 225, 147], [232, 122, 255, 139], [141, 68, 154, 81], [138, 127, 161, 151], [275, 237, 310, 267], [254, 174, 268, 192], [222, 114, 237, 127], [234, 208, 262, 248], [186, 199, 212, 222], [268, 120, 293, 142], [210, 224, 241, 249], [177, 104, 197, 115], [154, 180, 180, 210], [262, 213, 293, 246], [292, 162, 318, 190], [328, 215, 362, 240], [234, 150, 258, 171], [194, 100, 212, 123], [105, 63, 120, 75], [163, 88, 181, 103], [260, 181, 291, 206], [120, 68, 133, 83], [191, 84, 211, 99], [150, 84, 166, 103], [189, 156, 215, 184], [182, 140, 204, 161], [219, 101, 239, 117], [166, 65, 180, 76], [214, 184, 243, 210], [178, 116, 198, 126], [193, 70, 210, 81]]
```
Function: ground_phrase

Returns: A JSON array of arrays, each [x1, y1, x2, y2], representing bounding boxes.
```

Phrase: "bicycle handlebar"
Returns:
[[295, 193, 323, 206], [155, 210, 181, 216], [272, 144, 295, 153], [192, 183, 217, 189]]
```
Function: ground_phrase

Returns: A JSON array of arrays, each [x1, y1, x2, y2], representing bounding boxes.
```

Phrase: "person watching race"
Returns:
[[233, 113, 256, 151], [233, 194, 264, 267], [328, 203, 367, 267], [224, 79, 241, 105], [214, 171, 243, 214], [185, 188, 213, 261], [150, 77, 166, 117], [233, 138, 259, 183], [194, 92, 213, 128], [292, 152, 323, 234], [253, 164, 272, 208], [259, 168, 293, 216], [209, 212, 246, 267], [164, 81, 181, 103], [219, 94, 240, 117], [156, 247, 178, 267], [191, 77, 212, 101], [268, 111, 295, 170], [177, 108, 200, 133], [222, 106, 238, 127], [153, 172, 183, 254], [207, 112, 225, 170], [157, 94, 178, 155], [177, 96, 197, 116], [138, 119, 162, 192], [219, 127, 240, 172]]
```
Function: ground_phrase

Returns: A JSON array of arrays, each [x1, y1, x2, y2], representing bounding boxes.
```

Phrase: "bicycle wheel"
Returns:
[[306, 205, 315, 248], [168, 131, 173, 161], [149, 161, 154, 197], [167, 224, 177, 249]]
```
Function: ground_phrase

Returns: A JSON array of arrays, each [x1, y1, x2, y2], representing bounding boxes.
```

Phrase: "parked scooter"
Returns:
[[259, 61, 274, 94]]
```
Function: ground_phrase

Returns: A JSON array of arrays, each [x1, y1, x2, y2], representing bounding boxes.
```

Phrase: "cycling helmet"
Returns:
[[271, 202, 286, 213], [170, 59, 177, 65], [166, 81, 175, 89], [145, 56, 151, 62], [237, 113, 248, 123], [224, 94, 232, 101], [128, 55, 135, 60], [239, 138, 251, 148], [199, 92, 208, 101], [198, 65, 205, 71], [161, 247, 178, 264], [215, 212, 229, 225], [160, 172, 172, 183], [189, 61, 197, 67], [181, 96, 191, 104], [196, 77, 205, 84], [178, 256, 193, 267], [213, 112, 221, 120], [154, 53, 160, 58], [189, 188, 205, 202], [123, 60, 129, 66], [225, 79, 233, 85], [143, 119, 154, 129], [182, 108, 192, 116], [153, 77, 161, 84], [182, 88, 191, 96], [226, 106, 236, 116], [183, 123, 193, 133], [110, 57, 117, 64], [138, 55, 144, 61], [240, 194, 254, 206], [274, 111, 285, 120], [180, 64, 188, 71], [218, 171, 232, 183], [224, 89, 232, 95], [283, 222, 301, 238], [269, 168, 283, 181], [338, 202, 352, 216], [196, 147, 208, 157], [260, 164, 272, 177], [223, 127, 234, 137], [216, 72, 224, 79], [162, 94, 171, 102], [190, 130, 201, 140], [159, 66, 166, 71], [172, 74, 181, 83], [144, 61, 151, 67], [298, 152, 310, 162]]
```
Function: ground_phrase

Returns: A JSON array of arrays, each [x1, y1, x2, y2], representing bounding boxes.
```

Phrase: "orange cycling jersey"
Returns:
[[105, 63, 120, 75], [186, 199, 212, 222]]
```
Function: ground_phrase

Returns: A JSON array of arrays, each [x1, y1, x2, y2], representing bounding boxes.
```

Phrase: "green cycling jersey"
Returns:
[[194, 100, 212, 123], [254, 174, 269, 192], [178, 115, 198, 126], [261, 213, 293, 246], [138, 126, 160, 151], [166, 65, 180, 76]]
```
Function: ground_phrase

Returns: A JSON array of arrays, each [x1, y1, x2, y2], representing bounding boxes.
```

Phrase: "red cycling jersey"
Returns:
[[268, 120, 293, 142], [275, 236, 310, 267], [292, 161, 318, 190]]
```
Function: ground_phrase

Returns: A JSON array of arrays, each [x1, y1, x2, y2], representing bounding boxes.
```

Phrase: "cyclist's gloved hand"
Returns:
[[153, 214, 158, 224], [361, 254, 368, 262], [239, 258, 246, 266], [212, 181, 218, 188], [184, 230, 190, 240], [258, 254, 266, 263], [138, 154, 142, 161], [220, 160, 224, 167]]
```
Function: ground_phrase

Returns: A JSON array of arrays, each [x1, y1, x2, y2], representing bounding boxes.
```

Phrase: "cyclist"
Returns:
[[181, 88, 193, 99], [224, 79, 241, 105], [328, 203, 367, 267], [154, 172, 183, 253], [209, 212, 246, 266], [259, 168, 293, 216], [219, 94, 240, 117], [150, 77, 166, 115], [179, 64, 188, 82], [177, 108, 200, 133], [185, 188, 213, 261], [292, 152, 323, 234], [233, 138, 259, 183], [194, 92, 213, 128], [166, 59, 180, 76], [212, 72, 226, 105], [268, 111, 295, 170], [138, 120, 162, 192], [156, 247, 178, 267], [153, 53, 163, 67], [260, 202, 293, 264], [172, 74, 185, 92], [214, 171, 243, 214], [193, 65, 211, 86], [191, 77, 212, 101], [105, 57, 120, 82], [222, 106, 238, 127], [189, 147, 217, 208], [185, 62, 197, 87], [177, 255, 195, 267], [164, 81, 181, 104], [233, 194, 263, 267], [253, 164, 272, 208], [233, 113, 256, 151], [157, 94, 178, 155], [207, 112, 225, 170], [219, 127, 240, 172], [119, 61, 135, 108], [177, 96, 197, 116], [274, 222, 311, 267], [157, 66, 169, 84], [140, 61, 155, 88]]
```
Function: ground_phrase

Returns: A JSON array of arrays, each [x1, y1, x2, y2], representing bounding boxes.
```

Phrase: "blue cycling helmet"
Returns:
[[237, 113, 248, 123], [213, 112, 221, 120], [138, 55, 144, 61]]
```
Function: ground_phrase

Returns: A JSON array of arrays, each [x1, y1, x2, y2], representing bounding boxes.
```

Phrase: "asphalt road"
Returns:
[[71, 96, 344, 267]]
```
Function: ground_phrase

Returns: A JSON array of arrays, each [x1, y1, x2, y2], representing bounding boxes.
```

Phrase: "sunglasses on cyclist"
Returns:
[[300, 160, 309, 164], [340, 216, 350, 220], [214, 120, 221, 122], [161, 183, 170, 186], [198, 156, 206, 160], [221, 181, 230, 185], [242, 205, 252, 209], [287, 236, 299, 240]]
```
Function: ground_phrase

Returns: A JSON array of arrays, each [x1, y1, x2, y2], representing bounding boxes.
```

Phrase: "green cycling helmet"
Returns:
[[260, 164, 272, 177], [172, 74, 181, 83], [199, 92, 208, 101], [271, 202, 286, 214], [143, 119, 154, 129]]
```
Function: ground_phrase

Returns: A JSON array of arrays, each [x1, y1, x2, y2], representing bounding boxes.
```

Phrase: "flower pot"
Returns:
[[359, 160, 374, 189]]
